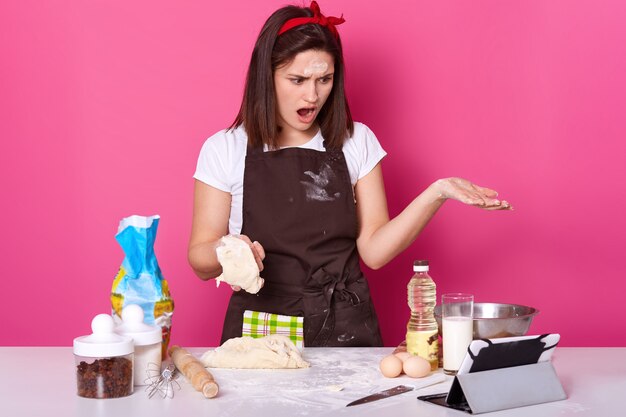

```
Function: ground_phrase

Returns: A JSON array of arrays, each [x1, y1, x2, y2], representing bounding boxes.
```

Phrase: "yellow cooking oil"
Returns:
[[406, 260, 439, 370]]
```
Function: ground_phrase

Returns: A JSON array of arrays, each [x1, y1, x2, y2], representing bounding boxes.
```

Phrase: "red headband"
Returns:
[[278, 1, 345, 39]]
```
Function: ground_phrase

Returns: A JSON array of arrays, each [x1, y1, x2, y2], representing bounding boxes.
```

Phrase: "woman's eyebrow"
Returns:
[[286, 72, 334, 78]]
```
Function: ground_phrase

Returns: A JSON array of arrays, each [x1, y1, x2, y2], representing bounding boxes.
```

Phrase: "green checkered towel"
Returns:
[[242, 310, 304, 348]]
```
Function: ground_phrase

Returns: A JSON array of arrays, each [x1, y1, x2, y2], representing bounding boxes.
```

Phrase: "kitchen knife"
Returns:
[[346, 385, 414, 407]]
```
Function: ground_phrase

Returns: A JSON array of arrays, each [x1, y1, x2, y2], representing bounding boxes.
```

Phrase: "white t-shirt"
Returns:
[[193, 122, 386, 235]]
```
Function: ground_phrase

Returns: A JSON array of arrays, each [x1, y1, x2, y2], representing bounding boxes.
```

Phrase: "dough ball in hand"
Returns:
[[215, 236, 264, 294]]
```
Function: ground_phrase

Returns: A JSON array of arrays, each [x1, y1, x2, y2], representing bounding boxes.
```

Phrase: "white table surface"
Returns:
[[0, 347, 623, 417]]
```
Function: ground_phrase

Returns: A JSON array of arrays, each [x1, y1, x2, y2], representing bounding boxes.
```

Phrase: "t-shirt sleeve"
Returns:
[[193, 131, 231, 193], [356, 124, 387, 180]]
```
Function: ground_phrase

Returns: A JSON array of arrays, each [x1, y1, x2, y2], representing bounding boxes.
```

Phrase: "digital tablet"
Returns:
[[419, 334, 561, 412], [455, 333, 560, 376]]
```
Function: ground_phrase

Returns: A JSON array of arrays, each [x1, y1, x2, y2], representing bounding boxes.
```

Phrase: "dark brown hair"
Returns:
[[230, 4, 354, 150]]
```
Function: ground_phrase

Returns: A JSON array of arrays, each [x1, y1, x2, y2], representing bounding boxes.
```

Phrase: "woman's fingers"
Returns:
[[470, 196, 512, 210], [253, 241, 265, 260], [440, 178, 512, 210], [468, 195, 512, 210], [249, 242, 265, 272], [233, 234, 265, 272], [484, 200, 513, 210]]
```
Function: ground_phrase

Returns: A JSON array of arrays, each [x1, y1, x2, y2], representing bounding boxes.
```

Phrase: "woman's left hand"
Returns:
[[433, 177, 513, 210]]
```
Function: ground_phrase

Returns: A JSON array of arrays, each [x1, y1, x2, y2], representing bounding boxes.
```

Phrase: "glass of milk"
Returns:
[[442, 293, 474, 375]]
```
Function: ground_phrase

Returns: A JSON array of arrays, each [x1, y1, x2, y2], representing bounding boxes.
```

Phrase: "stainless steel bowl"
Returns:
[[434, 302, 539, 339]]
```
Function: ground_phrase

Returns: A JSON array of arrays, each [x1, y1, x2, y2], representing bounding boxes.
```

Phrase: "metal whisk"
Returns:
[[145, 362, 180, 399]]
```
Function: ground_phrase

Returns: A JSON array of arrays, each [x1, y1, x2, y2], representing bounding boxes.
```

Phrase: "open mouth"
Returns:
[[297, 107, 316, 117], [297, 107, 317, 123]]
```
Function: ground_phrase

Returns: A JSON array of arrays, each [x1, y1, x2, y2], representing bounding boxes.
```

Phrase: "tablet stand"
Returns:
[[445, 361, 566, 414]]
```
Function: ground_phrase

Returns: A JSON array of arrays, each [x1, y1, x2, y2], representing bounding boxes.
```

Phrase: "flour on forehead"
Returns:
[[303, 58, 329, 77]]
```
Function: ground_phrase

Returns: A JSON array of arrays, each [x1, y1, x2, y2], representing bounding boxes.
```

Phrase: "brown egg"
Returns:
[[402, 355, 431, 378], [379, 354, 403, 378], [394, 351, 412, 362]]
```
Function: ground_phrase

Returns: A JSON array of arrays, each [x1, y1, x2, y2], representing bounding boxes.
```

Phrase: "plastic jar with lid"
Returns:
[[73, 314, 134, 399], [115, 304, 162, 386]]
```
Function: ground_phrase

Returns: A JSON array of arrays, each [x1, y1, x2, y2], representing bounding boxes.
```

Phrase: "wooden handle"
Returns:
[[169, 345, 219, 398]]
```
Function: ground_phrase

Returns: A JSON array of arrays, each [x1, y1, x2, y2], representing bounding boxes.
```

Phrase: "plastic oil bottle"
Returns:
[[406, 260, 439, 370]]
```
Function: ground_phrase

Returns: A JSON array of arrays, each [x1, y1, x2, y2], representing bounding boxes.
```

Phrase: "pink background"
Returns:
[[2, 0, 625, 347]]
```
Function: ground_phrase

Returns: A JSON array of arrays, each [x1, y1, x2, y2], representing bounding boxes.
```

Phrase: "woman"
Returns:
[[189, 1, 511, 347]]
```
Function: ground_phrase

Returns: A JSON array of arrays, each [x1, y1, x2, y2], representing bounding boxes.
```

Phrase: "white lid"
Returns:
[[114, 304, 162, 346], [73, 314, 134, 357], [413, 260, 429, 272]]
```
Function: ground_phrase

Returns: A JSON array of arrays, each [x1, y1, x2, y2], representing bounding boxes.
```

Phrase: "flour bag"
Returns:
[[111, 215, 174, 359]]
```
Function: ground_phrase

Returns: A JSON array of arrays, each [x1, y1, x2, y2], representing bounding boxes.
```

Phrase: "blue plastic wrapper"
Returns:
[[111, 215, 174, 359]]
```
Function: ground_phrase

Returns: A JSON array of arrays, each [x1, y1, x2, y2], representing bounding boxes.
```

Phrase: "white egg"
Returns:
[[379, 354, 403, 378], [402, 355, 431, 378]]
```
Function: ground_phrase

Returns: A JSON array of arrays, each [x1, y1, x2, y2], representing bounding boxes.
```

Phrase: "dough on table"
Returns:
[[200, 335, 309, 369], [215, 235, 264, 294]]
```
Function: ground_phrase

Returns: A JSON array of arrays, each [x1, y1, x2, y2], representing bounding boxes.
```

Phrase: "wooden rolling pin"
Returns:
[[169, 345, 219, 398]]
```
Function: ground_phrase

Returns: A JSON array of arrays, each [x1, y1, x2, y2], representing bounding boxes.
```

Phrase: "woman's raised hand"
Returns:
[[433, 177, 512, 210]]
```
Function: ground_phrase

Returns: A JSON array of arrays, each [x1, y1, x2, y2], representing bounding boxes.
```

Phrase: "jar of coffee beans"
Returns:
[[73, 314, 134, 398]]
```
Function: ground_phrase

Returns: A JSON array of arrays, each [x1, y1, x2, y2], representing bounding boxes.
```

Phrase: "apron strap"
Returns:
[[247, 143, 264, 156]]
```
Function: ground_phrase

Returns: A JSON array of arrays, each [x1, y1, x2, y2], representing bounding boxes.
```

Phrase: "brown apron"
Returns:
[[220, 140, 383, 347]]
